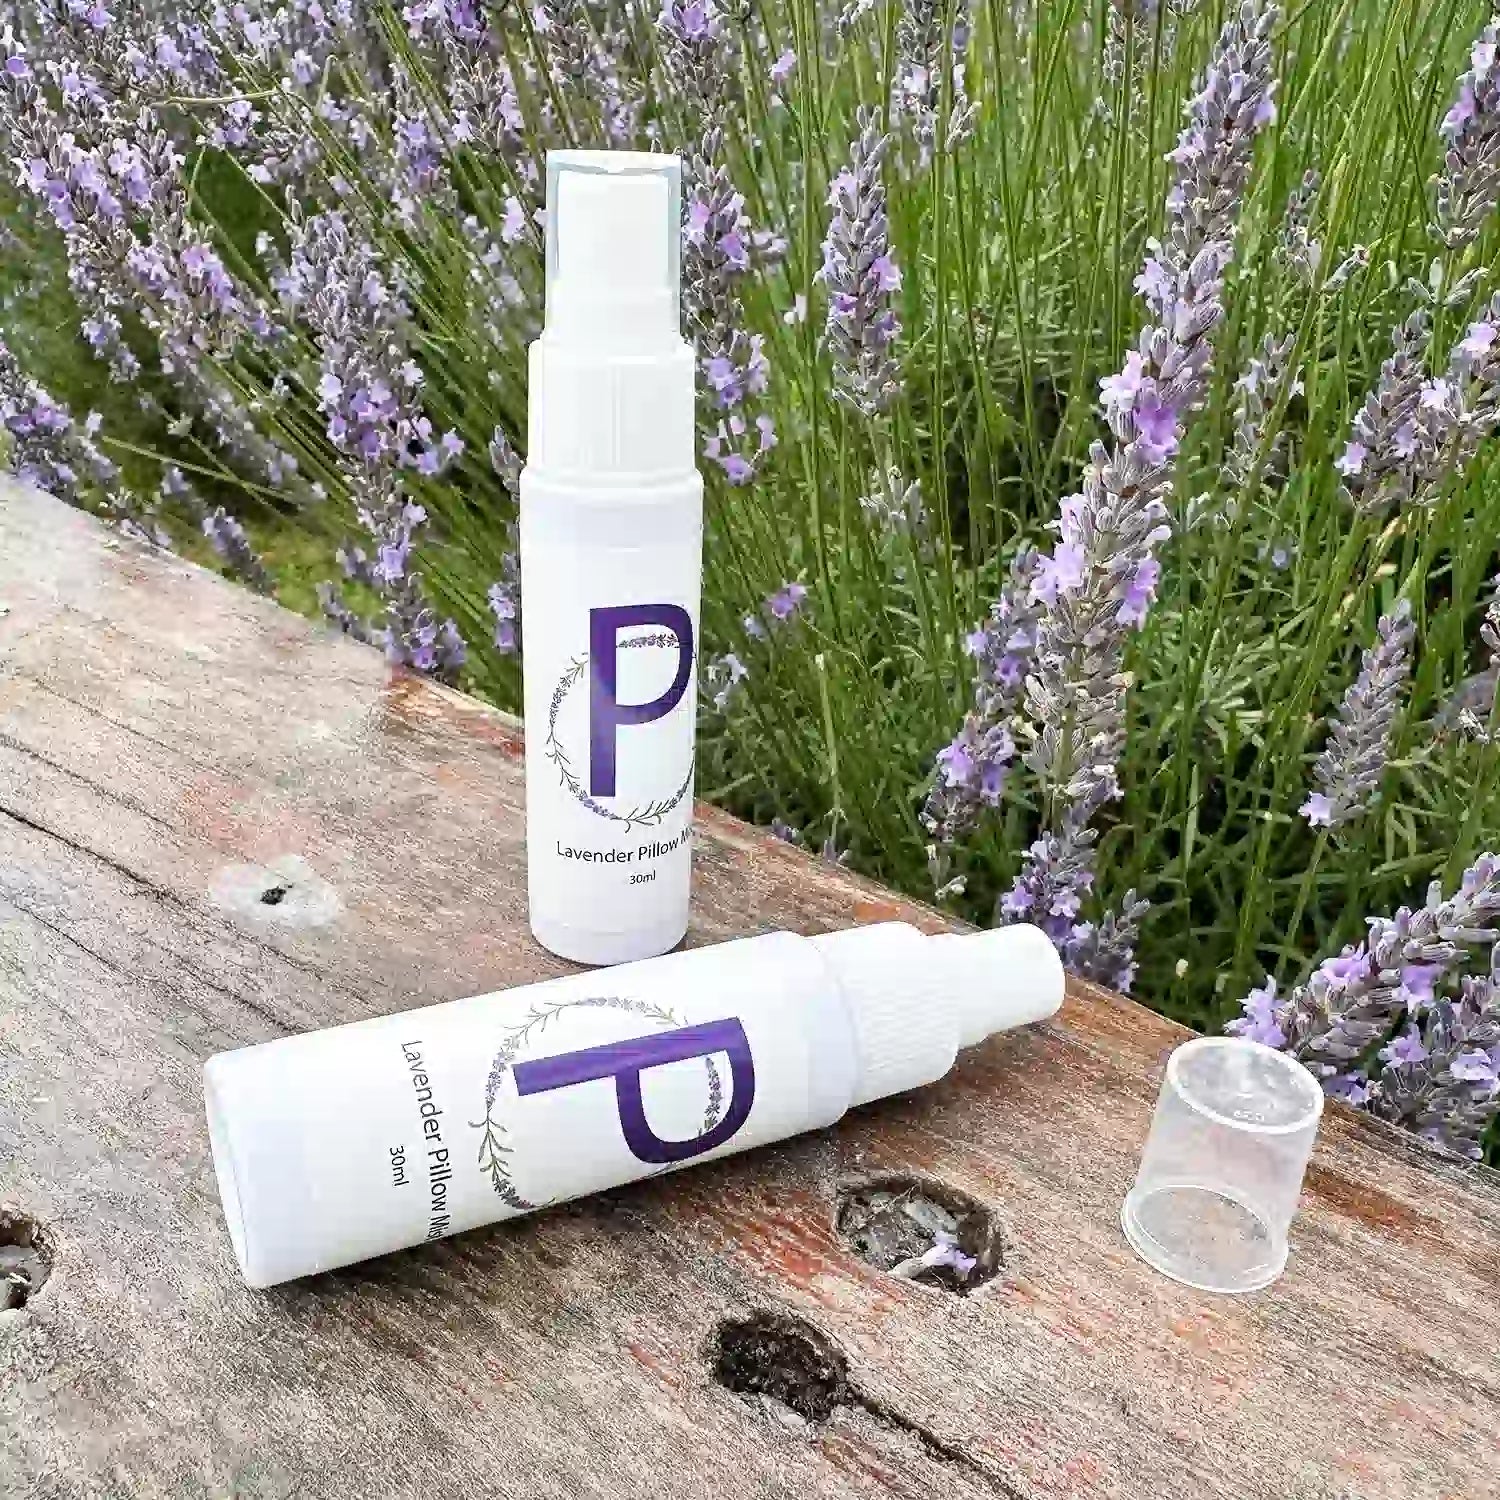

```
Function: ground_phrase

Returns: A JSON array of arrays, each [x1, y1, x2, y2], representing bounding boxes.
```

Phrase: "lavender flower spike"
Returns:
[[1027, 0, 1278, 790], [0, 333, 162, 543], [1006, 1, 1278, 952], [1300, 600, 1414, 833], [1457, 571, 1500, 743], [921, 549, 1039, 859], [1433, 11, 1500, 250], [892, 0, 977, 159], [1193, 330, 1298, 529], [1232, 853, 1500, 1090], [1370, 974, 1500, 1159], [203, 508, 273, 595], [1067, 889, 1150, 994], [661, 0, 769, 484], [1337, 311, 1433, 514], [822, 108, 903, 418], [286, 212, 464, 679]]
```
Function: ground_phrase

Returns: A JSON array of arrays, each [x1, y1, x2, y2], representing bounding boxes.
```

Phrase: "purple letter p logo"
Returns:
[[512, 1018, 755, 1164], [589, 604, 695, 798]]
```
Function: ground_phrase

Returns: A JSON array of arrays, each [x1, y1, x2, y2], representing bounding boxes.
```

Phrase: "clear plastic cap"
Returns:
[[1121, 1036, 1324, 1294], [544, 150, 680, 346]]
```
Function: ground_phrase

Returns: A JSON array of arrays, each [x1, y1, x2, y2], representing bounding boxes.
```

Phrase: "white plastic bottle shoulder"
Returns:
[[520, 151, 701, 966], [204, 922, 1065, 1288]]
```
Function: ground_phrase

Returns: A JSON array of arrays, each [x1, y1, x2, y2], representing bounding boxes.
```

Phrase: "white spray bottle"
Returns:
[[520, 151, 701, 966], [204, 921, 1065, 1287]]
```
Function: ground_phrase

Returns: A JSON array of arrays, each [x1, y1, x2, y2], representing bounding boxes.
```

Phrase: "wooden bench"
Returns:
[[2, 482, 1498, 1499]]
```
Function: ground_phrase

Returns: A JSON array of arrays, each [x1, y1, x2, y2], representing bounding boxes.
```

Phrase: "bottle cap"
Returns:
[[545, 150, 680, 348], [530, 150, 694, 476], [1122, 1036, 1324, 1294], [810, 923, 1064, 1107]]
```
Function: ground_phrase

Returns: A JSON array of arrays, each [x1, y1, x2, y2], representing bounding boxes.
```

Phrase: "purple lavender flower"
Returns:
[[1342, 16, 1500, 513], [703, 650, 749, 711], [0, 39, 270, 372], [1232, 853, 1500, 1090], [998, 816, 1098, 946], [822, 108, 902, 418], [287, 212, 464, 679], [1066, 890, 1150, 993], [659, 0, 770, 484], [1403, 291, 1500, 509], [1370, 974, 1500, 1158], [1300, 600, 1414, 833], [892, 0, 976, 159], [1195, 331, 1299, 530], [1275, 169, 1322, 283], [480, 429, 524, 655], [488, 549, 521, 655], [1380, 1027, 1429, 1067], [1001, 2, 1279, 968], [1338, 312, 1434, 514], [0, 331, 162, 540], [1433, 13, 1500, 250], [921, 550, 1040, 861], [1227, 978, 1287, 1048], [532, 0, 596, 82], [765, 580, 809, 624], [203, 507, 273, 594]]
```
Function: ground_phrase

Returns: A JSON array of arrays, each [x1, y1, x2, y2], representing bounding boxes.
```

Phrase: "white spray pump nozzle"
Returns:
[[545, 151, 681, 348]]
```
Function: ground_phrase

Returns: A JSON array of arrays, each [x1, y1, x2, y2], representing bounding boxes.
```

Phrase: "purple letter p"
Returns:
[[512, 1018, 755, 1164], [589, 604, 694, 798]]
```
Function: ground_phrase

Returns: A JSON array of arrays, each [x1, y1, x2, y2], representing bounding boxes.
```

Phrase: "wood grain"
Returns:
[[2, 483, 1498, 1500]]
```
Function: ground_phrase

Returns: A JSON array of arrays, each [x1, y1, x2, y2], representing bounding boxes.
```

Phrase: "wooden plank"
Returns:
[[1, 481, 1498, 1500]]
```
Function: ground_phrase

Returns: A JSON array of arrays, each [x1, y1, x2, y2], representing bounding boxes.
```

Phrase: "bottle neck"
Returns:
[[809, 922, 1065, 1108], [810, 925, 960, 1107], [527, 334, 697, 481], [545, 288, 680, 351]]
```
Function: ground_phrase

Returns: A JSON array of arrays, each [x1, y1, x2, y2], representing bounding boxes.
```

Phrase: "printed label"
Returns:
[[365, 936, 819, 1251], [523, 532, 700, 927]]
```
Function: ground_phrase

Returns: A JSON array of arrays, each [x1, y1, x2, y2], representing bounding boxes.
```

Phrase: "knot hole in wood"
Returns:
[[835, 1174, 1005, 1294], [711, 1312, 849, 1423], [0, 1206, 54, 1311]]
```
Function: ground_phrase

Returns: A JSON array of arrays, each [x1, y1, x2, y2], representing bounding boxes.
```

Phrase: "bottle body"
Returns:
[[204, 921, 1063, 1288], [519, 466, 702, 964], [206, 931, 856, 1288], [521, 151, 702, 965]]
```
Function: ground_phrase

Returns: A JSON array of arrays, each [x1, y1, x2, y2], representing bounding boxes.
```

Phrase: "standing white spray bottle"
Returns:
[[520, 152, 701, 966]]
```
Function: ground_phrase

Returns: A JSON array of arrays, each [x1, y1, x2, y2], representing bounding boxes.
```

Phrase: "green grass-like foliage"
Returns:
[[2, 0, 1499, 1049]]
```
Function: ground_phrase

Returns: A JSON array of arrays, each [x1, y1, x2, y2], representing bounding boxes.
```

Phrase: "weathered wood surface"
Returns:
[[2, 482, 1499, 1500]]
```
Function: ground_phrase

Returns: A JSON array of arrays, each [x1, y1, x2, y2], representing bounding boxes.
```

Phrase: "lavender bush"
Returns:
[[5, 0, 1500, 1155]]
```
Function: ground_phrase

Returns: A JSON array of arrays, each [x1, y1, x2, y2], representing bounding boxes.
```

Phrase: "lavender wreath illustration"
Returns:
[[545, 629, 694, 831], [475, 995, 726, 1207]]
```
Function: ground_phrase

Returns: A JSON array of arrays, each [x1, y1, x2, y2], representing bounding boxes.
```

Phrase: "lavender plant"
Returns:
[[987, 0, 1279, 981], [1370, 971, 1500, 1158], [1433, 11, 1500, 250], [892, 0, 977, 159], [285, 210, 466, 676], [1300, 601, 1415, 834], [1231, 855, 1500, 1139], [821, 108, 902, 419], [4, 0, 1500, 1165]]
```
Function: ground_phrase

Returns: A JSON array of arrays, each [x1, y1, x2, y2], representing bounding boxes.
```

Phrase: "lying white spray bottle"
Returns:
[[520, 150, 701, 967], [204, 921, 1064, 1287]]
